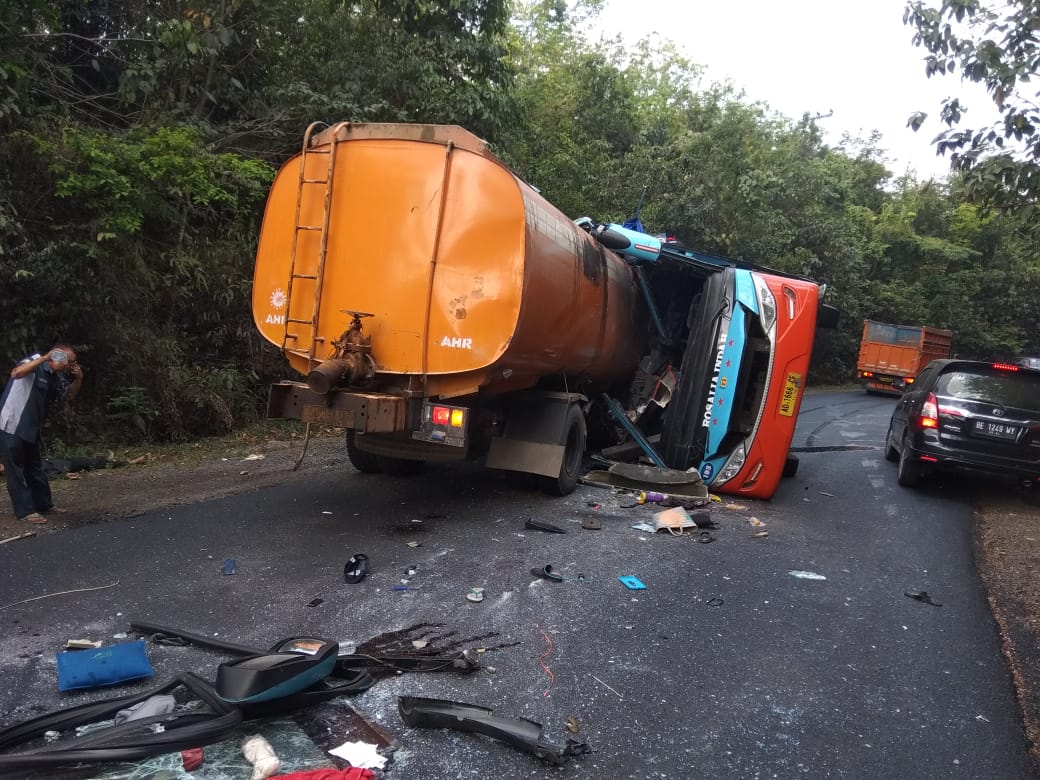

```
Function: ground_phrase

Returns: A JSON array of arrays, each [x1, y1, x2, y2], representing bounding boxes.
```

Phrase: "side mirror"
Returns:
[[595, 228, 631, 252]]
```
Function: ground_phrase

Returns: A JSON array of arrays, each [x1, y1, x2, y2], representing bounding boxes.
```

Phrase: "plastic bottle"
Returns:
[[637, 490, 667, 504]]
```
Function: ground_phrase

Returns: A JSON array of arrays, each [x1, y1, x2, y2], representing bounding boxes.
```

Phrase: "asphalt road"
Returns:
[[0, 390, 1034, 779]]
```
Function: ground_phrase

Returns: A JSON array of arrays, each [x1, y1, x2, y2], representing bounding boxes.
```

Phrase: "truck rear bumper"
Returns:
[[267, 382, 408, 433]]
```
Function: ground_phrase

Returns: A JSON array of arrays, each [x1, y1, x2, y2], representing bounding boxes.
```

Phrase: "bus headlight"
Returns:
[[715, 442, 747, 484], [753, 275, 777, 334]]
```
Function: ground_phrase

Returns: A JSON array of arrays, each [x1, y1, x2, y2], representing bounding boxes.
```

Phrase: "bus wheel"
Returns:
[[782, 454, 799, 478], [542, 404, 587, 496], [346, 431, 382, 473]]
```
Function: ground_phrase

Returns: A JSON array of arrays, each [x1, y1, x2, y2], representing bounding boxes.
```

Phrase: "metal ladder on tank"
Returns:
[[281, 121, 350, 372]]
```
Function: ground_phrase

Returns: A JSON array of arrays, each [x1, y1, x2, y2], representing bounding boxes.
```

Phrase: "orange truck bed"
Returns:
[[856, 320, 953, 394]]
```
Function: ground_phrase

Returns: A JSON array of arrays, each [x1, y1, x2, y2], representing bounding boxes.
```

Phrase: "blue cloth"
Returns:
[[56, 640, 155, 691]]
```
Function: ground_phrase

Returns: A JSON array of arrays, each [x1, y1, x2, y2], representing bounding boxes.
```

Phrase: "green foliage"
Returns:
[[1, 0, 1037, 447], [905, 0, 1040, 219]]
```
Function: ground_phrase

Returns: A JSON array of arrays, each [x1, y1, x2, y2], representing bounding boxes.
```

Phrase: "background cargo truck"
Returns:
[[856, 320, 953, 395], [252, 122, 836, 499]]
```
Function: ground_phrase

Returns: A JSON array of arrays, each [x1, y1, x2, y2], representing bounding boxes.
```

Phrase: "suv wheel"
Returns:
[[896, 435, 921, 487], [884, 423, 899, 462]]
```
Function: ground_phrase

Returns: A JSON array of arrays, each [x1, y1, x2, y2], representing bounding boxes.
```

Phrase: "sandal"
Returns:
[[530, 565, 564, 583], [20, 513, 47, 524]]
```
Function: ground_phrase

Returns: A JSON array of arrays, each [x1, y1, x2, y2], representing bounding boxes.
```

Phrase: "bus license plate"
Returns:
[[779, 372, 802, 417], [973, 420, 1019, 440]]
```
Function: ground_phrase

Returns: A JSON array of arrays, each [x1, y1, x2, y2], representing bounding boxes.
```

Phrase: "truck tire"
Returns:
[[346, 431, 382, 474], [541, 404, 586, 496], [377, 456, 425, 477], [896, 435, 921, 487]]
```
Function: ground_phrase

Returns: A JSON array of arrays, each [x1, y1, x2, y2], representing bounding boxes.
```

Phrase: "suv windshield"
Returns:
[[936, 368, 1040, 409]]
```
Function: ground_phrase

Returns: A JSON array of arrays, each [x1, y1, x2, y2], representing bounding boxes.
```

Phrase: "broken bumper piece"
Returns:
[[398, 696, 590, 765]]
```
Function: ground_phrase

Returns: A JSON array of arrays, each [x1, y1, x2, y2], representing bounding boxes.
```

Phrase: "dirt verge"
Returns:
[[974, 485, 1040, 767]]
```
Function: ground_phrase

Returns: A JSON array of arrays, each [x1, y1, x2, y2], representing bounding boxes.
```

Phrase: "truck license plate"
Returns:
[[973, 420, 1019, 440], [778, 372, 802, 417], [301, 405, 355, 427]]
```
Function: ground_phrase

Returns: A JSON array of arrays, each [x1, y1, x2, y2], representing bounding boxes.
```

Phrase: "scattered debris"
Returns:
[[398, 696, 590, 766], [344, 554, 369, 584], [127, 454, 149, 465], [706, 597, 725, 607], [242, 734, 281, 779], [630, 522, 655, 533], [653, 506, 697, 535], [180, 747, 204, 772], [466, 587, 486, 603], [697, 530, 717, 544], [581, 517, 602, 530], [585, 501, 601, 509], [0, 580, 120, 611], [904, 590, 943, 607], [750, 530, 769, 539], [0, 531, 36, 545], [566, 716, 581, 734], [723, 503, 746, 511], [56, 639, 154, 691], [589, 673, 624, 700], [306, 598, 324, 608], [637, 490, 667, 504], [242, 454, 266, 462], [525, 518, 567, 534], [321, 510, 333, 515], [819, 491, 836, 497], [328, 739, 388, 770], [788, 570, 827, 581], [530, 565, 564, 583], [581, 460, 707, 498], [220, 559, 237, 576], [618, 575, 646, 590], [407, 540, 422, 548], [749, 517, 766, 527], [64, 639, 102, 650], [535, 623, 555, 696], [411, 640, 429, 649]]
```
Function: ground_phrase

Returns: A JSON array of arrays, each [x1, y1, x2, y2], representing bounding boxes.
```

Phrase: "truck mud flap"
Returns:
[[485, 392, 585, 478], [267, 382, 407, 433]]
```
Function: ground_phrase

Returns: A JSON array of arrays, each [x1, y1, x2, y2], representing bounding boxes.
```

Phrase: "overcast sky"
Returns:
[[595, 0, 996, 180]]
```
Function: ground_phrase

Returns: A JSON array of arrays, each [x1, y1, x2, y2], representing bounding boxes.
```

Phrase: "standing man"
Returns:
[[0, 346, 83, 523]]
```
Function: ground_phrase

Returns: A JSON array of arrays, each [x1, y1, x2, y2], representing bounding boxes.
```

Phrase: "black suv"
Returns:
[[885, 359, 1040, 487]]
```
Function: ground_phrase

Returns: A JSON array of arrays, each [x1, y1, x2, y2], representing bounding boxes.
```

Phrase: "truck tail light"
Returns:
[[431, 405, 466, 428], [993, 362, 1020, 372], [918, 392, 939, 429]]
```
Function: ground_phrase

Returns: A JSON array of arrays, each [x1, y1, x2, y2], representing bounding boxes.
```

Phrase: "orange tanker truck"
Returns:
[[252, 122, 836, 498]]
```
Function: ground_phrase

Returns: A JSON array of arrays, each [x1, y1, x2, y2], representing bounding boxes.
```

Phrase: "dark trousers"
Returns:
[[0, 432, 53, 519]]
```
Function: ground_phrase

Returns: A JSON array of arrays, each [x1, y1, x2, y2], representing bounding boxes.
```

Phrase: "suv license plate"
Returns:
[[973, 420, 1020, 440]]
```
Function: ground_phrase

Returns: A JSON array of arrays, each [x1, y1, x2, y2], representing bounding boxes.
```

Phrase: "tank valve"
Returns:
[[306, 311, 376, 393]]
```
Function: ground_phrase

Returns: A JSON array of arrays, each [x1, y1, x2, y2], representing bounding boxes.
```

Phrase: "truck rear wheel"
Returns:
[[541, 404, 586, 496], [346, 431, 382, 474]]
